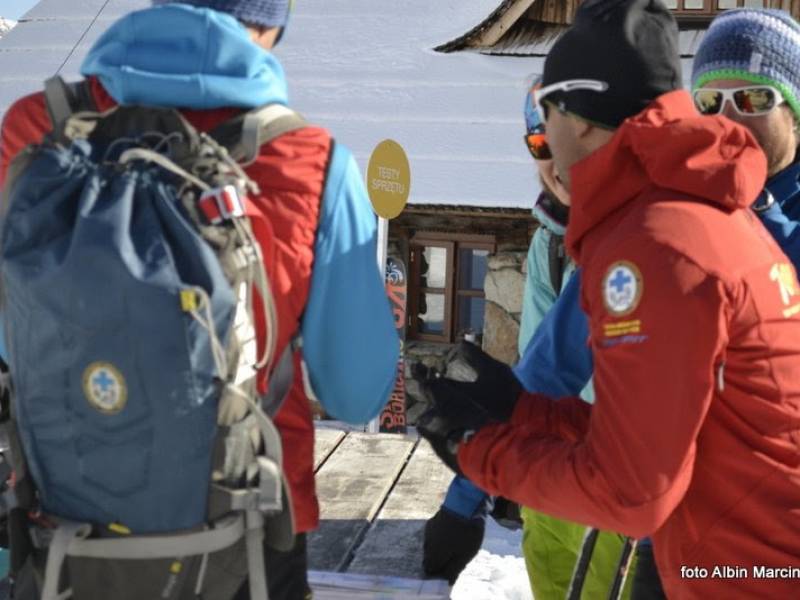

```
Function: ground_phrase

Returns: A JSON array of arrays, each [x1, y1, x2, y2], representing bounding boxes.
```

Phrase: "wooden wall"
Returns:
[[771, 0, 800, 18]]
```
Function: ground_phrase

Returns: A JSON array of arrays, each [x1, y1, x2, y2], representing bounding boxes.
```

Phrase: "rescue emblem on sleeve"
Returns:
[[603, 261, 643, 317], [770, 262, 800, 318], [82, 362, 127, 414]]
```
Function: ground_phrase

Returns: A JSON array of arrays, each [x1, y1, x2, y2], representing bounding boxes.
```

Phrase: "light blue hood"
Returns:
[[81, 4, 288, 109]]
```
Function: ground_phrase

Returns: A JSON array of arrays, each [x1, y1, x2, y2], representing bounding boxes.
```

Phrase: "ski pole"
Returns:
[[608, 536, 638, 600], [566, 527, 600, 600]]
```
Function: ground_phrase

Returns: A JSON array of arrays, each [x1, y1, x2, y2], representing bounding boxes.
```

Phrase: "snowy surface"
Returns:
[[452, 519, 533, 600]]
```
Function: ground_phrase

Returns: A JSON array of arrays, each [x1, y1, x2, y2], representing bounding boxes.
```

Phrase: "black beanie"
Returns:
[[542, 0, 682, 128]]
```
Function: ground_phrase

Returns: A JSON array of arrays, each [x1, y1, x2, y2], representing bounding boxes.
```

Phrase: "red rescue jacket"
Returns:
[[0, 78, 331, 533], [460, 91, 800, 598]]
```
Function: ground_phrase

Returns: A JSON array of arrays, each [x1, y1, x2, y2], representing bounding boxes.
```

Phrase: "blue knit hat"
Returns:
[[152, 0, 291, 29], [692, 9, 800, 121]]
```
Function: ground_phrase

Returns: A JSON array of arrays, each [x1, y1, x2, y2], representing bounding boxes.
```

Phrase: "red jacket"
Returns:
[[460, 91, 800, 598], [0, 79, 330, 533]]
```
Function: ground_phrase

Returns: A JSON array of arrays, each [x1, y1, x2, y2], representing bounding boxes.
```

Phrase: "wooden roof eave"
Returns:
[[434, 0, 534, 52]]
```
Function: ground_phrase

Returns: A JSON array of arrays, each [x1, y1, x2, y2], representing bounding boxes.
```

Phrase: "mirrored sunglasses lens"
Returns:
[[695, 90, 723, 115], [526, 133, 551, 160], [734, 87, 777, 114]]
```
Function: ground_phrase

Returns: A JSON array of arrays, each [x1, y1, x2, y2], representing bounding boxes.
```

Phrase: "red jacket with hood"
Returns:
[[459, 91, 800, 598]]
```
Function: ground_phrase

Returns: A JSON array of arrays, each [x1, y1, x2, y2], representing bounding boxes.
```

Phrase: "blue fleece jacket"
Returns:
[[755, 161, 800, 271], [69, 5, 398, 423]]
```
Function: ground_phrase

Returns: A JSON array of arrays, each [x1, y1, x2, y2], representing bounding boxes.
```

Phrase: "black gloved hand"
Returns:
[[411, 342, 522, 475], [423, 507, 485, 585], [415, 342, 522, 422]]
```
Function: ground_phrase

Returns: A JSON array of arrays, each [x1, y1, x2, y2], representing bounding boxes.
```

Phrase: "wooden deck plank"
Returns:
[[309, 571, 449, 599], [308, 432, 417, 572], [314, 428, 347, 471], [347, 439, 453, 579]]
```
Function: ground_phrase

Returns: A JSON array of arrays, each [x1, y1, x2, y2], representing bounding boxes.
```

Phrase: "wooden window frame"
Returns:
[[671, 0, 715, 15], [408, 234, 496, 344], [453, 242, 495, 341], [408, 240, 454, 343], [671, 0, 768, 20]]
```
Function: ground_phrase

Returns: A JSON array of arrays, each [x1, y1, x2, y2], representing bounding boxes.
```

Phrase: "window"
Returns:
[[665, 0, 767, 14], [408, 235, 495, 343]]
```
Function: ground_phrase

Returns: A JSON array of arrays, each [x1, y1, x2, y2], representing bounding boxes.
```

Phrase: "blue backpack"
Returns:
[[0, 77, 308, 600]]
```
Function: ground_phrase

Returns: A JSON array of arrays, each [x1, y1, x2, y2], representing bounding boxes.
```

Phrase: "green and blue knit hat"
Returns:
[[692, 8, 800, 121]]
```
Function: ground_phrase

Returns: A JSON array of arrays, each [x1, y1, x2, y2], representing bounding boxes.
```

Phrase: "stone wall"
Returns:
[[482, 248, 527, 365]]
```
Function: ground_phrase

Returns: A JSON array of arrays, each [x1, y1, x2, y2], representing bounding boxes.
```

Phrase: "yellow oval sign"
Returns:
[[367, 139, 411, 219]]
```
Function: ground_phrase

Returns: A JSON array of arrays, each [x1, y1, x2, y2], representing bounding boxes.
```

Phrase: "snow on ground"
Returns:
[[0, 18, 16, 38], [452, 519, 534, 600]]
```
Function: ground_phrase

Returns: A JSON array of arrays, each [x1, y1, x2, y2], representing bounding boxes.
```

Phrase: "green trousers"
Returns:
[[520, 507, 637, 600]]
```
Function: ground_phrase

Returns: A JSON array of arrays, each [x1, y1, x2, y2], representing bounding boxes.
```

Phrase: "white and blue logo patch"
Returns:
[[603, 261, 643, 317], [82, 362, 127, 414]]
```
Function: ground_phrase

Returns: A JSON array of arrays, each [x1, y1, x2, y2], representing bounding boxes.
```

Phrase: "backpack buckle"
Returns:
[[199, 185, 245, 225]]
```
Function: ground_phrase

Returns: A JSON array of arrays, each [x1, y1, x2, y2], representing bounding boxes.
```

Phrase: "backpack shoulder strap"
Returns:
[[212, 104, 308, 166], [44, 77, 73, 133], [43, 76, 97, 143]]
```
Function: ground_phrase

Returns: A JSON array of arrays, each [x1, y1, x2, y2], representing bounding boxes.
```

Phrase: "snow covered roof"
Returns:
[[280, 0, 541, 209], [0, 0, 543, 209]]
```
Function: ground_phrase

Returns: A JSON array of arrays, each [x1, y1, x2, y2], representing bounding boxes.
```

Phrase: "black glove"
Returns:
[[423, 507, 485, 585], [411, 342, 522, 474]]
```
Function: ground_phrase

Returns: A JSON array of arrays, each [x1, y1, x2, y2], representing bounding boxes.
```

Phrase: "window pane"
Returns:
[[458, 248, 489, 291], [420, 247, 447, 289], [419, 293, 445, 334], [457, 296, 485, 336], [685, 0, 704, 8], [743, 0, 764, 6], [717, 0, 737, 8], [665, 0, 678, 8]]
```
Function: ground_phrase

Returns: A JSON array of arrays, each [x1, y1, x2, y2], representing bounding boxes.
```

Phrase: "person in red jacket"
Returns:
[[415, 1, 800, 598], [0, 2, 398, 599]]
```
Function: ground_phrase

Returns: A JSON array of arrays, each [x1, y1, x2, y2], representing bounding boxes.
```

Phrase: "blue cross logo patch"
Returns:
[[603, 261, 643, 316], [82, 362, 127, 414]]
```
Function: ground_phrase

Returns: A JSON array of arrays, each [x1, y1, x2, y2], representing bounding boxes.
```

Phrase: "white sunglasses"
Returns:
[[533, 79, 610, 117], [693, 85, 786, 117]]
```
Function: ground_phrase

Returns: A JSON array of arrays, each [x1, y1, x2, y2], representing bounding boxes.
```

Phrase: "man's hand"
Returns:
[[423, 507, 485, 585], [410, 342, 522, 474]]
